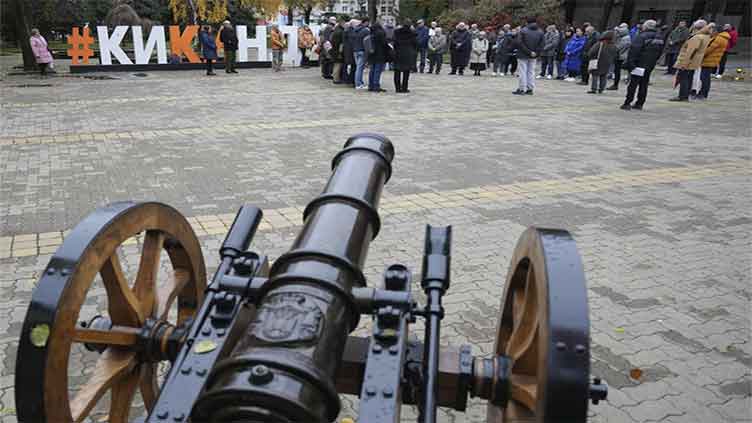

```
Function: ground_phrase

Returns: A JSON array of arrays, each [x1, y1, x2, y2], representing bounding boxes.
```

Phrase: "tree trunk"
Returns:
[[599, 0, 614, 31], [186, 0, 198, 24], [564, 0, 576, 24], [620, 0, 635, 24], [368, 0, 377, 23], [691, 0, 706, 21], [9, 0, 36, 70], [305, 6, 312, 24], [288, 6, 294, 25]]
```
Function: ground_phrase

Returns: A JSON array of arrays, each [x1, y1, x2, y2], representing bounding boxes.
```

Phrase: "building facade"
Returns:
[[317, 0, 399, 25], [565, 0, 749, 33]]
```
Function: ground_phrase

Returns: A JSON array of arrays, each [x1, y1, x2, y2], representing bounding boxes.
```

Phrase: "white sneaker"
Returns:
[[501, 73, 506, 76], [565, 77, 575, 82], [715, 74, 723, 79], [493, 72, 498, 76], [535, 75, 542, 79], [546, 75, 553, 80]]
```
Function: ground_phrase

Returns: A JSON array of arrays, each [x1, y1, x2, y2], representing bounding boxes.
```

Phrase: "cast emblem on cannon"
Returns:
[[15, 133, 607, 422]]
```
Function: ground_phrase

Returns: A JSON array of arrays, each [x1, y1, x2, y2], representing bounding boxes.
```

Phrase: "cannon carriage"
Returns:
[[15, 133, 606, 422]]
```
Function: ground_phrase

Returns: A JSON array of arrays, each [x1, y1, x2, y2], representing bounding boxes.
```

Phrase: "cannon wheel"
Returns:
[[15, 202, 206, 422], [487, 227, 591, 423]]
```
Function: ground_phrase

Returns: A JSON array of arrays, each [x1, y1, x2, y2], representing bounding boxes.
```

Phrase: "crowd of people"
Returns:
[[306, 15, 739, 109]]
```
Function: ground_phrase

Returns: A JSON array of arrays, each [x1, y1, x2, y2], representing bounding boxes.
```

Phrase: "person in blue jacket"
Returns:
[[562, 27, 585, 80], [415, 19, 430, 73], [199, 25, 218, 76]]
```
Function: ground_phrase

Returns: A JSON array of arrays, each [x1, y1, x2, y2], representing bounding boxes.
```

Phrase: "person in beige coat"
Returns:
[[470, 31, 489, 76], [671, 20, 711, 101]]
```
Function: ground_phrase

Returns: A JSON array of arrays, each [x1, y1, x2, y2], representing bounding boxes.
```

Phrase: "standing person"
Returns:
[[415, 20, 430, 73], [343, 21, 356, 85], [698, 24, 729, 99], [368, 20, 389, 92], [607, 23, 631, 90], [220, 21, 238, 73], [513, 17, 544, 95], [199, 25, 218, 76], [319, 17, 336, 78], [539, 24, 559, 79], [716, 24, 737, 78], [620, 20, 664, 110], [393, 19, 418, 93], [428, 28, 447, 74], [485, 27, 497, 68], [270, 24, 286, 72], [331, 18, 346, 84], [470, 31, 489, 76], [298, 24, 315, 68], [29, 28, 53, 77], [586, 31, 617, 93], [578, 25, 598, 85], [449, 22, 472, 75], [563, 27, 585, 80], [350, 18, 370, 89], [664, 20, 689, 75], [670, 20, 711, 102], [555, 28, 572, 79]]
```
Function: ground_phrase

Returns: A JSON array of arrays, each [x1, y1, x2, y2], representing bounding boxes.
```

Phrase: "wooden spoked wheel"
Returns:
[[15, 202, 206, 422], [487, 227, 591, 423]]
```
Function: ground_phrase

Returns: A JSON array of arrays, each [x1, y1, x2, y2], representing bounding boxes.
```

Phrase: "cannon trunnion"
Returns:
[[15, 133, 606, 422]]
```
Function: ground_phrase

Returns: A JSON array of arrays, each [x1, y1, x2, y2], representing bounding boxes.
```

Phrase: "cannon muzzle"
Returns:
[[193, 134, 394, 422]]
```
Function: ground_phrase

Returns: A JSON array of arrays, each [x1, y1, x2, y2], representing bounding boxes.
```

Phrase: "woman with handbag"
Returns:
[[586, 31, 617, 93], [30, 28, 54, 77]]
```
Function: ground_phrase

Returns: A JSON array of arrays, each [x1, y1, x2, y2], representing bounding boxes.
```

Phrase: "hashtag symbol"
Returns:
[[67, 27, 95, 65]]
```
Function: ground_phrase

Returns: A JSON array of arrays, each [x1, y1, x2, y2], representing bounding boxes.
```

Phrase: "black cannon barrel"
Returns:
[[193, 134, 394, 422]]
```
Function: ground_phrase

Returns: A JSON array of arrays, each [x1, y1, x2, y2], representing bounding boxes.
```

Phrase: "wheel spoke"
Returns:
[[73, 326, 140, 347], [70, 349, 137, 422], [506, 267, 539, 360], [133, 230, 165, 317], [101, 253, 144, 326], [510, 374, 538, 411], [139, 364, 160, 412], [108, 364, 141, 423], [157, 267, 190, 321]]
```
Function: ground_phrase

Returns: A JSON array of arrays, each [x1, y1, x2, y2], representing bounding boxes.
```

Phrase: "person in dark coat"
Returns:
[[449, 22, 471, 75], [320, 17, 336, 79], [415, 20, 430, 73], [513, 17, 544, 95], [555, 28, 573, 79], [220, 21, 238, 73], [578, 25, 598, 85], [621, 20, 664, 110], [368, 21, 389, 92], [199, 25, 218, 76], [586, 31, 618, 93], [331, 18, 346, 84], [343, 22, 355, 85], [393, 20, 418, 93]]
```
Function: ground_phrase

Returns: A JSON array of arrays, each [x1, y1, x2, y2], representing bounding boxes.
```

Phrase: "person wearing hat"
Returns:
[[220, 20, 239, 73], [449, 22, 472, 75]]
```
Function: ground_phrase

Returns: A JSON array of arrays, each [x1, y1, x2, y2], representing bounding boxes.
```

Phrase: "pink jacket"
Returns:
[[30, 35, 53, 64]]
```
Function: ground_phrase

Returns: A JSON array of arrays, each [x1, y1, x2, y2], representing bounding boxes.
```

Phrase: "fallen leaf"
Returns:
[[614, 327, 625, 333], [629, 368, 643, 380]]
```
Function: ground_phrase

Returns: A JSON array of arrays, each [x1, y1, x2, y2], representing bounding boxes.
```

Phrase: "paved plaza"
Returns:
[[0, 63, 751, 422]]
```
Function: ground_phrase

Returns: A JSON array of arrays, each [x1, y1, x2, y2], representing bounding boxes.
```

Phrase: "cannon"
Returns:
[[15, 133, 607, 422]]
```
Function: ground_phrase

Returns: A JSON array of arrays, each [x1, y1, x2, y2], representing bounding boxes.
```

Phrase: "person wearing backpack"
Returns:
[[586, 31, 618, 93], [620, 20, 664, 110]]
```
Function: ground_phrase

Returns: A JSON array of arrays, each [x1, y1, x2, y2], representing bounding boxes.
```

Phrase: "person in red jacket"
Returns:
[[716, 24, 737, 77]]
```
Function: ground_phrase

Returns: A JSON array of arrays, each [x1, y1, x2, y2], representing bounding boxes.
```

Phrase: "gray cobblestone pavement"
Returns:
[[1, 64, 751, 422]]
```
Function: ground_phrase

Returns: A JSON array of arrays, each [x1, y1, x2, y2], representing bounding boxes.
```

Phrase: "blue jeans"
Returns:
[[418, 47, 427, 72], [354, 51, 366, 87], [369, 62, 385, 90]]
